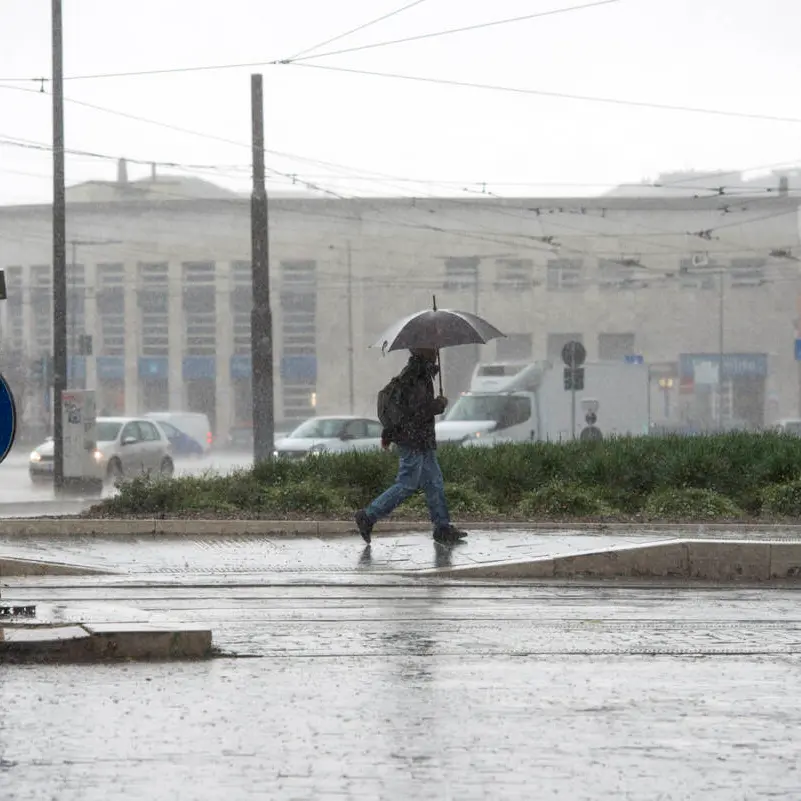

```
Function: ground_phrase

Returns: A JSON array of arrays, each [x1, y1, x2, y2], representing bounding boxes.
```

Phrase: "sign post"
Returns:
[[561, 341, 586, 440]]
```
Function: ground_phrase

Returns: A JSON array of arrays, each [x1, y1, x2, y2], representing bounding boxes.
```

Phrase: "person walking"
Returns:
[[354, 347, 468, 545]]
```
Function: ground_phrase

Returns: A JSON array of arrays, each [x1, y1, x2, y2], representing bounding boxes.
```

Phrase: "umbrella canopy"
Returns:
[[373, 308, 506, 353]]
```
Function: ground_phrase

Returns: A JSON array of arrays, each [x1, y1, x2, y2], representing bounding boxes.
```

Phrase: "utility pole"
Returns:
[[69, 239, 77, 373], [249, 74, 274, 463], [346, 239, 355, 415], [51, 0, 67, 493]]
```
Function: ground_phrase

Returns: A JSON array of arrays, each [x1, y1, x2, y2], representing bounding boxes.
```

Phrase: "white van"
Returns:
[[145, 411, 213, 456]]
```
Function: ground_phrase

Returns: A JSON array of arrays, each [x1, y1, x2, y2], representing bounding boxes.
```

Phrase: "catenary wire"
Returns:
[[286, 0, 430, 61], [282, 63, 801, 125], [281, 0, 621, 63]]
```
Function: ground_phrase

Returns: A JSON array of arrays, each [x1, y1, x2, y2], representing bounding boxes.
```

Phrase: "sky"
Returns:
[[0, 0, 800, 205]]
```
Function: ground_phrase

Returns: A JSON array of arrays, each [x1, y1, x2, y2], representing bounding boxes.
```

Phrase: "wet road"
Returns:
[[2, 558, 801, 799], [0, 450, 252, 516]]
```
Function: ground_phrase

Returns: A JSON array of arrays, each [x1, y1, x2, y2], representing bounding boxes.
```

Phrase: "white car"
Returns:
[[29, 416, 175, 485], [273, 416, 383, 459]]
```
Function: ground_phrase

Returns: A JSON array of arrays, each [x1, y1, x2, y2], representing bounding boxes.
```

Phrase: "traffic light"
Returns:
[[563, 367, 585, 391]]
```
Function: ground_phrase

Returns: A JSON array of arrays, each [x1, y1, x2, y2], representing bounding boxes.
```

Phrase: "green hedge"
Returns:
[[88, 433, 801, 521]]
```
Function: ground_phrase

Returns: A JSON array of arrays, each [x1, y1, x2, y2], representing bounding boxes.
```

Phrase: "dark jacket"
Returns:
[[383, 355, 446, 451]]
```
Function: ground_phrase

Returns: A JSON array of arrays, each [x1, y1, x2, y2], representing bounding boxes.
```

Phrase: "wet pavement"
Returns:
[[2, 533, 801, 799]]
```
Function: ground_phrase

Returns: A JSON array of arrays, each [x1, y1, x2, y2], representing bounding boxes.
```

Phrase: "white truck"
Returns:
[[435, 360, 650, 445]]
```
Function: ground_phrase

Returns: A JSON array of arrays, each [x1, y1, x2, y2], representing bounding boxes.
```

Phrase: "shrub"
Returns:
[[642, 488, 743, 521], [761, 481, 801, 518], [87, 434, 801, 521], [517, 481, 617, 518]]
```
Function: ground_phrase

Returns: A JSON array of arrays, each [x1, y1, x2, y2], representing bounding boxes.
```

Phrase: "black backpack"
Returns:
[[377, 376, 404, 429]]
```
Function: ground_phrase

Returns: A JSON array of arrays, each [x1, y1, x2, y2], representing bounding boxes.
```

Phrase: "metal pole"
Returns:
[[346, 239, 354, 415], [69, 239, 76, 384], [249, 73, 274, 463], [52, 0, 67, 493], [717, 269, 724, 430], [570, 354, 577, 440]]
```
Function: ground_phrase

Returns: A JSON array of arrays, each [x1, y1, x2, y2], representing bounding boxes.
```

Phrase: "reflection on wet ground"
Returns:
[[2, 568, 801, 800]]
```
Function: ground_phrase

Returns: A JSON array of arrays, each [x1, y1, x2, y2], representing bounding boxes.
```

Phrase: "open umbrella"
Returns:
[[372, 296, 505, 393]]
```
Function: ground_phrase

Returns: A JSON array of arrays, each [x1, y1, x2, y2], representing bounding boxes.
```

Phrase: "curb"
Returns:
[[414, 539, 801, 582], [0, 622, 213, 663], [3, 518, 801, 538]]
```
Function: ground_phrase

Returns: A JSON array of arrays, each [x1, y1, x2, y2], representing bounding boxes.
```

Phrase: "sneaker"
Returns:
[[355, 510, 374, 544], [433, 524, 467, 544]]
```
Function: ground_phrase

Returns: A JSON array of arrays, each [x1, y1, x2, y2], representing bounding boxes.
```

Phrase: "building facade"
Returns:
[[1, 174, 799, 441]]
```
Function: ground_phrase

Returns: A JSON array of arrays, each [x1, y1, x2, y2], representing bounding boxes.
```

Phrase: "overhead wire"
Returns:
[[0, 0, 618, 82], [281, 0, 621, 63], [286, 0, 430, 61], [282, 63, 801, 125]]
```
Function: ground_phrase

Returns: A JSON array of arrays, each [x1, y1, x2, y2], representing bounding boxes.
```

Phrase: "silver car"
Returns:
[[273, 416, 383, 459], [29, 416, 175, 485]]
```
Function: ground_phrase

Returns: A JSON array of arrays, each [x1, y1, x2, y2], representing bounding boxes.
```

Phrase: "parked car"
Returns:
[[29, 416, 174, 485], [273, 416, 383, 459], [145, 411, 212, 456]]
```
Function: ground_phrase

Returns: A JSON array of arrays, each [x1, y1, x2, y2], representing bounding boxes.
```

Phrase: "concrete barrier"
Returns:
[[0, 623, 213, 663], [0, 556, 110, 577], [418, 539, 801, 582]]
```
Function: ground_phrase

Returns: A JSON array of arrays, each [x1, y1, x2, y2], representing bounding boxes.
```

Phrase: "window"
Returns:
[[496, 334, 533, 361], [730, 258, 766, 288], [183, 262, 216, 356], [598, 333, 635, 361], [547, 258, 583, 290], [139, 263, 169, 357], [139, 421, 161, 441], [547, 333, 583, 363], [4, 267, 24, 351], [96, 421, 123, 442], [599, 258, 646, 290], [444, 256, 479, 290], [343, 420, 368, 438], [289, 418, 346, 439], [366, 421, 382, 438], [445, 394, 531, 430], [98, 264, 126, 356], [281, 260, 317, 421], [120, 422, 140, 442], [31, 265, 52, 354], [495, 258, 535, 291], [679, 257, 717, 290]]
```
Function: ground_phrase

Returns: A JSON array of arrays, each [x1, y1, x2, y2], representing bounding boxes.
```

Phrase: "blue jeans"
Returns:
[[365, 447, 450, 528]]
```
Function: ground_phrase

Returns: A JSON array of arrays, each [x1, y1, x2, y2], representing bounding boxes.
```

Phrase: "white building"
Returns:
[[1, 164, 799, 441]]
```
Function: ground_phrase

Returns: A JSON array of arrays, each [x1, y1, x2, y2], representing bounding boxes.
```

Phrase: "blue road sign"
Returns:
[[795, 339, 801, 361], [624, 354, 645, 365], [0, 372, 17, 465]]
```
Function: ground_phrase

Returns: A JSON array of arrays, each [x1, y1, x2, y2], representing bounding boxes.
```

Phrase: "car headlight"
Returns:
[[30, 451, 41, 463], [272, 450, 279, 459], [92, 449, 104, 463]]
